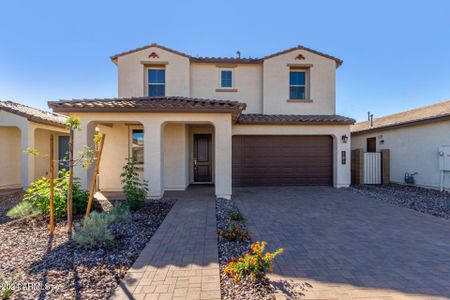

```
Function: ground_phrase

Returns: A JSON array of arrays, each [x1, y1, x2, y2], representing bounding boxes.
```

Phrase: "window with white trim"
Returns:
[[130, 129, 144, 164], [147, 67, 165, 96], [220, 70, 233, 88], [289, 70, 307, 100]]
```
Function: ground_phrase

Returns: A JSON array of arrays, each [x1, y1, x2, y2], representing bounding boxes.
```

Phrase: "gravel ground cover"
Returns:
[[0, 200, 173, 300], [216, 197, 274, 300], [350, 184, 450, 218]]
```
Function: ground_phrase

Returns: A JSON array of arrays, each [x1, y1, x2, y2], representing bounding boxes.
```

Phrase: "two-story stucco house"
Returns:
[[48, 43, 354, 199]]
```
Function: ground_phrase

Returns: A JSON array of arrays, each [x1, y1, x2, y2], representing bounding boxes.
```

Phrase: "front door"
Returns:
[[193, 134, 212, 182]]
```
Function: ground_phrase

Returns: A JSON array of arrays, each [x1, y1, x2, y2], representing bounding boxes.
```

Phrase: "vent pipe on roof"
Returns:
[[368, 112, 374, 127], [236, 51, 241, 59]]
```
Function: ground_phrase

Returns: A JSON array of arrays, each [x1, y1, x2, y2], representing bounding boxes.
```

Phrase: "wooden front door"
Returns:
[[194, 134, 212, 182]]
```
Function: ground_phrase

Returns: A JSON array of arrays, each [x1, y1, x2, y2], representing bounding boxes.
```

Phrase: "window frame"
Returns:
[[218, 68, 234, 89], [146, 66, 166, 97], [289, 68, 309, 100], [128, 126, 144, 166]]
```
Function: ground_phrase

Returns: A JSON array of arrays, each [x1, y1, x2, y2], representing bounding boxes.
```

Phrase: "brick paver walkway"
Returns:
[[235, 187, 450, 300], [112, 187, 220, 300]]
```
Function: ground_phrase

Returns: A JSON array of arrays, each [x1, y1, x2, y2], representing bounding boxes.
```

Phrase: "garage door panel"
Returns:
[[232, 135, 333, 187]]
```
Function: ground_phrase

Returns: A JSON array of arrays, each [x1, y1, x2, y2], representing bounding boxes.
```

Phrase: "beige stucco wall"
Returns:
[[96, 123, 130, 191], [233, 124, 352, 188], [0, 126, 21, 188], [163, 123, 189, 190], [71, 112, 232, 199], [118, 46, 190, 98], [351, 121, 450, 190], [116, 47, 338, 115], [190, 63, 263, 113], [0, 110, 68, 188], [263, 49, 336, 114]]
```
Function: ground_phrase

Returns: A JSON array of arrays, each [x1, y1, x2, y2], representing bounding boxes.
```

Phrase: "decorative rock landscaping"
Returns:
[[215, 197, 274, 300], [350, 184, 450, 219], [0, 200, 172, 300]]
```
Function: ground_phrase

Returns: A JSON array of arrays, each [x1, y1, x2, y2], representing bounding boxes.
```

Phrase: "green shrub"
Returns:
[[120, 159, 148, 210], [224, 241, 284, 283], [6, 201, 39, 219], [73, 211, 114, 247], [0, 277, 14, 299], [107, 204, 131, 224], [221, 221, 250, 242], [22, 170, 89, 218], [228, 211, 245, 222]]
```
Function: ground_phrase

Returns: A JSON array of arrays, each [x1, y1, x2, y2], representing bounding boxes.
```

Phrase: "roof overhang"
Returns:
[[237, 114, 355, 125], [351, 114, 450, 136], [48, 96, 247, 122]]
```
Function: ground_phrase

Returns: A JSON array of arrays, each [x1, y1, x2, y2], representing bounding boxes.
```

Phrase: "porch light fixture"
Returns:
[[341, 134, 349, 143]]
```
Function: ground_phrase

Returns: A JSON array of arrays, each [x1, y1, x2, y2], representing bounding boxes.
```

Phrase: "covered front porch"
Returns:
[[73, 113, 233, 199]]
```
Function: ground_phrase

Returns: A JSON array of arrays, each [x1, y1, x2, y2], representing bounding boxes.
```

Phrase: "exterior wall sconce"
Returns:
[[341, 134, 349, 143]]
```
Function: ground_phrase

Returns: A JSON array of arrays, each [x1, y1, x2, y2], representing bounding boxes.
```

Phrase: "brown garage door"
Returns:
[[232, 135, 333, 186]]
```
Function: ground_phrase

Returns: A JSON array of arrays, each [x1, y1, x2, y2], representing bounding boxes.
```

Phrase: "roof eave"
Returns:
[[351, 114, 450, 135]]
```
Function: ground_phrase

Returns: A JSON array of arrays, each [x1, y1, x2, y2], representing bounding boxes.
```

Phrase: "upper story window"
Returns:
[[289, 70, 307, 100], [220, 70, 233, 88], [147, 68, 165, 96]]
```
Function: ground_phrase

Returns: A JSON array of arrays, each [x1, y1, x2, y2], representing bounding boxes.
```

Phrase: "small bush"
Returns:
[[120, 159, 148, 210], [228, 211, 245, 222], [23, 170, 89, 218], [73, 212, 114, 247], [221, 221, 250, 242], [224, 241, 284, 283], [107, 204, 131, 224], [0, 277, 14, 299], [6, 201, 39, 219]]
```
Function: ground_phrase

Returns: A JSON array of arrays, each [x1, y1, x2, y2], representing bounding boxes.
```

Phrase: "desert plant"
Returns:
[[221, 221, 250, 242], [22, 170, 89, 218], [107, 204, 132, 224], [228, 211, 245, 222], [6, 201, 39, 219], [0, 277, 14, 299], [120, 159, 148, 210], [73, 211, 114, 247], [224, 241, 284, 283]]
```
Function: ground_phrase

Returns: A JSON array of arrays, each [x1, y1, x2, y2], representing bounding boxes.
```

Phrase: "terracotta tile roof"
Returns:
[[110, 43, 342, 67], [190, 57, 261, 64], [48, 96, 247, 121], [261, 45, 343, 67], [0, 100, 67, 127], [351, 100, 450, 134], [238, 114, 355, 125]]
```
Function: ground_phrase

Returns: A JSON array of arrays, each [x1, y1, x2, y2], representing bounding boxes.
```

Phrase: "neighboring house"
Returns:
[[351, 100, 450, 191], [48, 43, 354, 199], [0, 101, 69, 189]]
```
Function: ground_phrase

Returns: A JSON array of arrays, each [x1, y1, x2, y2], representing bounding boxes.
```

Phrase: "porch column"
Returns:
[[73, 121, 96, 190], [214, 118, 232, 199], [143, 121, 164, 199], [21, 124, 35, 188]]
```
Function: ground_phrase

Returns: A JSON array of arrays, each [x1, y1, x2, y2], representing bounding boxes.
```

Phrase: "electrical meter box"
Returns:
[[439, 145, 450, 171]]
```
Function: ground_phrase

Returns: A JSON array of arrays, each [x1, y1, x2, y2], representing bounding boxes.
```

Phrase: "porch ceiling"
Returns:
[[48, 96, 246, 122]]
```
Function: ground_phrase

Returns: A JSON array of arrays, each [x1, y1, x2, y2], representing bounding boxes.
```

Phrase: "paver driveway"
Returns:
[[235, 187, 450, 300]]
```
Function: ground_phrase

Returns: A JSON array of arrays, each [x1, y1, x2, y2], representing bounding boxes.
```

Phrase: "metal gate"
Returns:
[[364, 152, 381, 184]]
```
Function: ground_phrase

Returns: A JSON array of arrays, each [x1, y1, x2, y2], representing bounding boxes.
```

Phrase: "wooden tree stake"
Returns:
[[86, 134, 106, 218], [49, 134, 55, 234], [67, 128, 74, 233]]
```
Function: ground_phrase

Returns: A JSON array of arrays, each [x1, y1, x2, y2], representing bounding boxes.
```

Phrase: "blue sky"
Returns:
[[0, 0, 449, 122]]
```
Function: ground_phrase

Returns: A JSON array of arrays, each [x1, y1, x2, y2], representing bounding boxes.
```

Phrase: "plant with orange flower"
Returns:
[[223, 241, 284, 282], [220, 221, 250, 242]]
